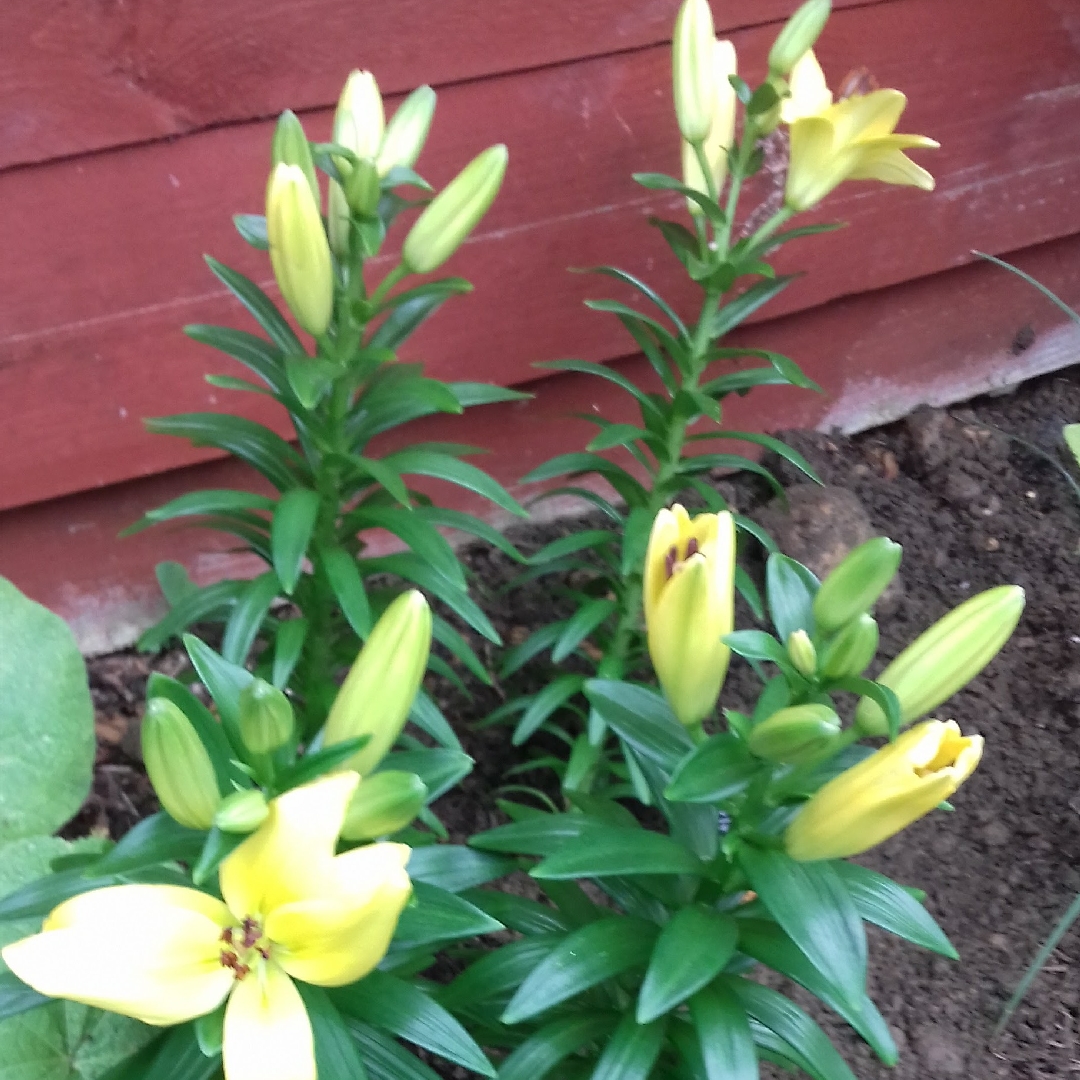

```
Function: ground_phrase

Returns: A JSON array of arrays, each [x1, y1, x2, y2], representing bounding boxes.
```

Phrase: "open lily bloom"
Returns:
[[2, 772, 411, 1080], [781, 49, 939, 211]]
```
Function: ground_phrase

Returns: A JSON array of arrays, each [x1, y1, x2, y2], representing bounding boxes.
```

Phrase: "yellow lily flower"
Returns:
[[2, 772, 411, 1080], [781, 49, 938, 211], [785, 719, 983, 861], [644, 505, 735, 728]]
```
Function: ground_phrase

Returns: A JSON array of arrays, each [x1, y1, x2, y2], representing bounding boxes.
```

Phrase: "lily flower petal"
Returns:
[[223, 961, 315, 1080], [845, 142, 937, 188], [2, 885, 232, 1026], [829, 88, 908, 144], [781, 49, 831, 123], [221, 772, 360, 918]]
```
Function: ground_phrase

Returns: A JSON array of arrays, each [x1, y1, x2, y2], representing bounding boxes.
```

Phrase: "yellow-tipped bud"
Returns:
[[238, 678, 295, 755], [682, 39, 738, 212], [377, 85, 437, 177], [645, 505, 736, 727], [672, 0, 718, 143], [748, 704, 841, 764], [214, 789, 270, 834], [785, 719, 983, 861], [141, 698, 221, 830], [266, 163, 334, 336], [813, 537, 901, 634], [819, 613, 879, 680], [855, 585, 1025, 736], [341, 771, 428, 841], [271, 109, 320, 210], [322, 590, 433, 774], [402, 144, 508, 274], [327, 70, 385, 252], [768, 0, 831, 78], [786, 629, 817, 677]]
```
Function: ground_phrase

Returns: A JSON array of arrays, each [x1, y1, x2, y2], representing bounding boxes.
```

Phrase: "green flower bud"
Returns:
[[322, 590, 433, 774], [341, 771, 428, 841], [749, 703, 841, 764], [377, 85, 437, 177], [819, 613, 879, 680], [402, 144, 508, 274], [271, 109, 320, 210], [787, 629, 817, 677], [141, 698, 221, 830], [855, 584, 1025, 736], [813, 537, 902, 635], [238, 678, 295, 755], [214, 789, 270, 834], [768, 0, 831, 78], [672, 0, 718, 143], [266, 162, 334, 336]]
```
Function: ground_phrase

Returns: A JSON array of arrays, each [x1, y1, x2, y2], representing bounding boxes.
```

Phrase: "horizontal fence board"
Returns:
[[0, 0, 1078, 513], [0, 0, 882, 170], [8, 228, 1080, 653]]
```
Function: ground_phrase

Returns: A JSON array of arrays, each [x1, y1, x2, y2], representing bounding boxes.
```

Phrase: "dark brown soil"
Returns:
[[80, 367, 1080, 1079]]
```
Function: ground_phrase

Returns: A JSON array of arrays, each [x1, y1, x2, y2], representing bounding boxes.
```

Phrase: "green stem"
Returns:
[[716, 124, 760, 260], [368, 262, 407, 309]]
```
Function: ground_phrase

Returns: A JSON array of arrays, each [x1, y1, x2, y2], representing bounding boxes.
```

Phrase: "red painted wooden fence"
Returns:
[[3, 0, 1080, 649]]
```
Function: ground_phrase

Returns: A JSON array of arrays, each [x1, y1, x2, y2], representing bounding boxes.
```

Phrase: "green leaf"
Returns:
[[91, 812, 205, 876], [535, 359, 662, 419], [349, 1021, 444, 1080], [448, 382, 532, 407], [190, 826, 246, 886], [470, 812, 591, 855], [590, 1012, 666, 1080], [584, 680, 694, 774], [514, 675, 587, 746], [766, 553, 820, 642], [193, 1002, 224, 1056], [496, 1013, 616, 1080], [834, 676, 902, 741], [709, 347, 821, 392], [221, 571, 280, 663], [393, 882, 503, 948], [664, 734, 759, 803], [185, 324, 289, 396], [718, 431, 822, 485], [137, 579, 245, 653], [205, 255, 303, 355], [501, 917, 658, 1023], [520, 452, 649, 506], [380, 749, 473, 802], [832, 861, 958, 958], [551, 599, 616, 664], [736, 919, 897, 1064], [370, 286, 469, 350], [459, 890, 568, 935], [349, 507, 465, 588], [439, 934, 564, 1010], [407, 690, 463, 752], [722, 629, 791, 667], [273, 618, 308, 688], [271, 487, 320, 595], [709, 276, 795, 339], [498, 622, 566, 679], [531, 823, 704, 879], [348, 371, 462, 446], [689, 985, 757, 1080], [636, 906, 737, 1023], [380, 447, 526, 518], [737, 847, 867, 1009], [125, 489, 275, 536], [295, 982, 369, 1080], [432, 617, 491, 687], [632, 171, 727, 228], [0, 969, 49, 1023], [319, 545, 372, 638], [0, 577, 95, 840], [233, 213, 268, 249], [333, 971, 494, 1076], [145, 413, 306, 492], [407, 846, 512, 892], [413, 506, 526, 563], [183, 634, 255, 752], [727, 977, 857, 1080], [273, 738, 369, 792], [578, 266, 688, 337], [285, 355, 337, 409]]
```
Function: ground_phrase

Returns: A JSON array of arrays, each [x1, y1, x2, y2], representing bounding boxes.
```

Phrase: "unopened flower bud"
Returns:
[[819, 613, 879, 680], [787, 629, 817, 677], [341, 771, 428, 841], [271, 109, 320, 210], [377, 85, 437, 176], [214, 789, 270, 834], [402, 144, 508, 274], [813, 537, 902, 634], [238, 678, 295, 755], [141, 698, 221, 830], [335, 70, 385, 162], [768, 0, 831, 78], [266, 163, 334, 336], [748, 703, 841, 764], [855, 585, 1025, 736], [322, 591, 433, 774], [672, 0, 718, 143]]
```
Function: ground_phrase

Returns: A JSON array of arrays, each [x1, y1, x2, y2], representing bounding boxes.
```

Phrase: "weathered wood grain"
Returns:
[[0, 0, 885, 170]]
